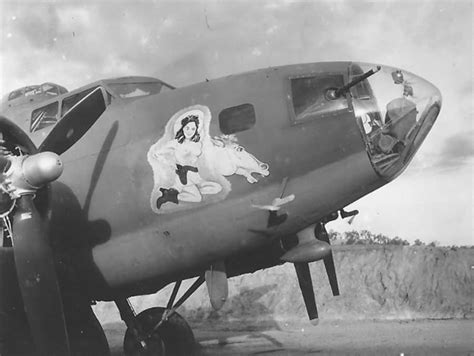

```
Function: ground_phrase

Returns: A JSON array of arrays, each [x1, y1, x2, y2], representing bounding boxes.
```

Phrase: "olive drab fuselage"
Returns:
[[2, 62, 442, 300]]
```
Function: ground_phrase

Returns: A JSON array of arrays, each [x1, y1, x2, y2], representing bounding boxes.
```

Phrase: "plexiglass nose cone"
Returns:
[[349, 62, 441, 178]]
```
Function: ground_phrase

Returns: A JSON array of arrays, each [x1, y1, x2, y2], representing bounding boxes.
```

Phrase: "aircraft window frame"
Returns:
[[287, 73, 351, 124], [30, 101, 59, 132], [8, 89, 24, 101], [24, 86, 39, 97], [7, 84, 68, 103], [58, 86, 68, 95], [40, 83, 59, 96], [61, 86, 100, 117], [106, 81, 172, 100], [218, 103, 256, 135]]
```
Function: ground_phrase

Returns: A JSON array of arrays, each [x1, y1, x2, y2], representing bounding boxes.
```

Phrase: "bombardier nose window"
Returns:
[[350, 63, 442, 177]]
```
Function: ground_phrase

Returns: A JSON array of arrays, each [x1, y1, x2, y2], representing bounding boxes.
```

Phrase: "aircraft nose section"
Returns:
[[349, 62, 442, 177]]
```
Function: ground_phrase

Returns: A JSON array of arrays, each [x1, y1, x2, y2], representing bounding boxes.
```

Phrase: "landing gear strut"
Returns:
[[116, 276, 204, 356]]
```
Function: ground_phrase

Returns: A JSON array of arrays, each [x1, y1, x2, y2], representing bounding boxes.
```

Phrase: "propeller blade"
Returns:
[[322, 250, 339, 296], [315, 224, 340, 296], [294, 262, 319, 324], [38, 87, 106, 155], [11, 195, 70, 356]]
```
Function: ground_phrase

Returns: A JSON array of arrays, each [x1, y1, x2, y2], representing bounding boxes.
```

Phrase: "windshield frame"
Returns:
[[103, 78, 174, 101]]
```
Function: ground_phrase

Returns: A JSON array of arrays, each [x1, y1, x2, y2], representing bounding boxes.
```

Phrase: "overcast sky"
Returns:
[[0, 0, 472, 245]]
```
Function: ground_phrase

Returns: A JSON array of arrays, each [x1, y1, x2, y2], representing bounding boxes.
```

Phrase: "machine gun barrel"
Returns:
[[327, 65, 381, 100]]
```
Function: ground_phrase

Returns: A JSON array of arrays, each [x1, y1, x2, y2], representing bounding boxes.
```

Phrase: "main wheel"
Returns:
[[123, 307, 196, 356]]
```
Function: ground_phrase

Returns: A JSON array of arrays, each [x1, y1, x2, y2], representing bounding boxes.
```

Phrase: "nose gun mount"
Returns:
[[326, 65, 381, 100]]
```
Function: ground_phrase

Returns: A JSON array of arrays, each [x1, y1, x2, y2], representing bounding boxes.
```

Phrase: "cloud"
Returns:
[[2, 4, 59, 50], [434, 131, 474, 170], [2, 1, 469, 89], [0, 0, 471, 247], [407, 128, 474, 175]]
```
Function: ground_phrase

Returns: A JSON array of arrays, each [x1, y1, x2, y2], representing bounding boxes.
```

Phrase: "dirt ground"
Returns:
[[105, 319, 474, 355]]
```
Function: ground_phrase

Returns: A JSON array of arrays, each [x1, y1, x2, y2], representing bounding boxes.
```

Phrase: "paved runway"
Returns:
[[105, 319, 473, 355]]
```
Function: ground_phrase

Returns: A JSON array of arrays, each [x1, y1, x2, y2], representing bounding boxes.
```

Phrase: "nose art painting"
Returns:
[[147, 105, 270, 214]]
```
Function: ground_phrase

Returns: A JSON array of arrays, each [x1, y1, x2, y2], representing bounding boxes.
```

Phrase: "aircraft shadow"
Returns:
[[188, 284, 283, 353], [106, 284, 283, 355]]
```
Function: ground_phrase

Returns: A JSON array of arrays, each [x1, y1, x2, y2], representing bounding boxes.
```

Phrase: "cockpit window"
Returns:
[[107, 82, 171, 99], [8, 86, 39, 101], [41, 83, 59, 96], [31, 101, 59, 132], [8, 89, 27, 101], [61, 86, 100, 116], [24, 86, 39, 97], [289, 74, 349, 122], [7, 83, 67, 103]]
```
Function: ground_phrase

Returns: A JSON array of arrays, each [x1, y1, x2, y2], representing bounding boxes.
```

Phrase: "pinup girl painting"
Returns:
[[147, 105, 225, 213], [147, 104, 270, 214]]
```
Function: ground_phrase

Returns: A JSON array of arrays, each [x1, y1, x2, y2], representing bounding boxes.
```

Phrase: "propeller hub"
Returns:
[[22, 152, 63, 188], [1, 152, 63, 198]]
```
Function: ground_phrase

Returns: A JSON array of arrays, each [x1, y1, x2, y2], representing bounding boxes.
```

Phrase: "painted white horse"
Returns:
[[208, 136, 270, 183]]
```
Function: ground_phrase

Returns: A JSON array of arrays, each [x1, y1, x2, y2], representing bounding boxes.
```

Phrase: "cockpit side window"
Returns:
[[41, 83, 59, 96], [289, 74, 349, 123], [8, 89, 24, 101], [218, 104, 256, 134], [61, 86, 99, 116], [24, 86, 39, 97], [31, 101, 59, 132], [6, 84, 67, 106], [107, 82, 171, 100]]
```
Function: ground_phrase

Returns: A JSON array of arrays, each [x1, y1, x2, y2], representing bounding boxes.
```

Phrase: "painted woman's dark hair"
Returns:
[[175, 115, 200, 143]]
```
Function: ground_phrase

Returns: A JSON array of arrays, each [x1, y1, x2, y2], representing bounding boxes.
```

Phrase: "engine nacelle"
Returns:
[[281, 224, 332, 263], [281, 239, 331, 263]]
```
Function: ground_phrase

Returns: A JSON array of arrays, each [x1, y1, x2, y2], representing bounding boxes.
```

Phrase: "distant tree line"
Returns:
[[328, 229, 410, 245], [327, 229, 473, 248]]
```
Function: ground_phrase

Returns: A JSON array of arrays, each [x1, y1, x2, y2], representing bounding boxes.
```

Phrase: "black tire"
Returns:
[[123, 307, 196, 356]]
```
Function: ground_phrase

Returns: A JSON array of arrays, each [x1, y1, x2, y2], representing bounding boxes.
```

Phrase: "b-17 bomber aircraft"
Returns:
[[0, 61, 441, 356]]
